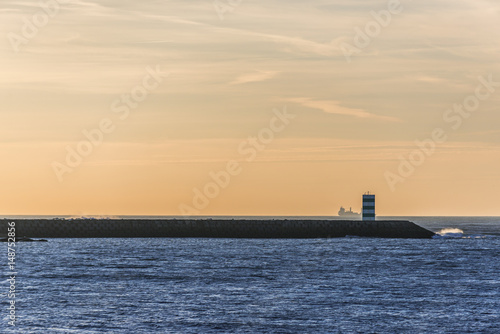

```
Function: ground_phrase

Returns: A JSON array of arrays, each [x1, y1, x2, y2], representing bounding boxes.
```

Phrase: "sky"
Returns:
[[1, 0, 499, 216]]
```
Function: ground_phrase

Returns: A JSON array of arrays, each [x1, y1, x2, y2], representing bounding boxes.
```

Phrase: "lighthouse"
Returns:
[[362, 193, 375, 221]]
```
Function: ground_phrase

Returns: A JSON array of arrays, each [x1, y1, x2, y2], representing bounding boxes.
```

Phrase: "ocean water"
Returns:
[[2, 217, 500, 333]]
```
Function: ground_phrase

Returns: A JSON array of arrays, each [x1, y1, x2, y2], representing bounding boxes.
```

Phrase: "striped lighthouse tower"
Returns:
[[362, 192, 375, 221]]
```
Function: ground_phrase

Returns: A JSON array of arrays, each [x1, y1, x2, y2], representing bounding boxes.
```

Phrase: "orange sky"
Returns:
[[1, 0, 499, 216]]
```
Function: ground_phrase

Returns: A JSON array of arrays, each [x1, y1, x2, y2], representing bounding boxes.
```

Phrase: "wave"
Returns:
[[433, 228, 487, 239], [437, 228, 464, 236]]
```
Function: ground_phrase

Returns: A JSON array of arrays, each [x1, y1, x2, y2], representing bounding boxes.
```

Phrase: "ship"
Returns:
[[338, 206, 360, 217]]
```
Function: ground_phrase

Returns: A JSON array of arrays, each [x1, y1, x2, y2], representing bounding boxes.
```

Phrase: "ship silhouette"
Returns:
[[338, 206, 360, 217]]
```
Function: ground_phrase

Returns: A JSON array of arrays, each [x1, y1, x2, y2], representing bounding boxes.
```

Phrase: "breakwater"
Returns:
[[1, 219, 435, 239]]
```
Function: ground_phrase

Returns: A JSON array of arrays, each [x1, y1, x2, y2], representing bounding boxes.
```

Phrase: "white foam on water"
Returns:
[[433, 228, 464, 239], [438, 228, 464, 235], [432, 227, 488, 239]]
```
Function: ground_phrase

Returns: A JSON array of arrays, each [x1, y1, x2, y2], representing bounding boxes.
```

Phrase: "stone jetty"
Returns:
[[0, 218, 435, 239]]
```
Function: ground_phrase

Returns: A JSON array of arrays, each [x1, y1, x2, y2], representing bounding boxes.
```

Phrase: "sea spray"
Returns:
[[433, 228, 464, 239]]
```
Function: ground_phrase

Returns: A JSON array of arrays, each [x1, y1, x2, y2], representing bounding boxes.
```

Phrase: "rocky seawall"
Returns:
[[0, 219, 435, 239]]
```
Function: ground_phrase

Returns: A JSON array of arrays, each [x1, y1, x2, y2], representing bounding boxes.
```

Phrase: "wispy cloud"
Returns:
[[248, 32, 345, 57], [285, 97, 401, 122], [230, 71, 278, 85]]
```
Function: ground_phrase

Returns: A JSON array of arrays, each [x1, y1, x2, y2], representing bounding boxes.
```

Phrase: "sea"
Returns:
[[2, 216, 499, 333]]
